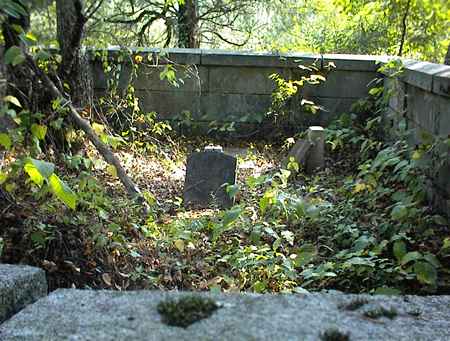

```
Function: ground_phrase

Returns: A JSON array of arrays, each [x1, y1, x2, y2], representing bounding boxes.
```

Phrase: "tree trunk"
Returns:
[[177, 0, 199, 48], [445, 44, 450, 65], [1, 0, 28, 169], [53, 1, 145, 204], [56, 0, 93, 109], [0, 47, 16, 206], [0, 47, 6, 170]]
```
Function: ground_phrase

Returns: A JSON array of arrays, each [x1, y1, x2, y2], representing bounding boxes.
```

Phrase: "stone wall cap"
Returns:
[[400, 61, 449, 92], [405, 61, 449, 75], [322, 54, 386, 71], [200, 49, 320, 68], [432, 68, 450, 97], [322, 54, 388, 62]]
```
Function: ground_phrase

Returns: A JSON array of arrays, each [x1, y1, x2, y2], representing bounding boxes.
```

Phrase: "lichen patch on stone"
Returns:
[[157, 295, 219, 328]]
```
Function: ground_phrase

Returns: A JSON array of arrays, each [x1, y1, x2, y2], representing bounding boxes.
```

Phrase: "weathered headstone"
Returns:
[[184, 146, 237, 208], [283, 139, 313, 168], [283, 126, 325, 173], [306, 126, 325, 174]]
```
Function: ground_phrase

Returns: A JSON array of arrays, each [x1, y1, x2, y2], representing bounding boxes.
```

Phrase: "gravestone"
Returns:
[[306, 126, 325, 174], [283, 126, 324, 173], [283, 139, 313, 168], [184, 146, 237, 209]]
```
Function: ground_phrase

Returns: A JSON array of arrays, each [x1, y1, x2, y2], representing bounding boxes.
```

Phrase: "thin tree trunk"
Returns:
[[0, 47, 16, 206], [24, 52, 146, 203], [56, 0, 93, 109], [177, 0, 199, 48], [445, 44, 450, 65], [397, 0, 411, 57], [0, 47, 6, 170], [1, 0, 28, 169]]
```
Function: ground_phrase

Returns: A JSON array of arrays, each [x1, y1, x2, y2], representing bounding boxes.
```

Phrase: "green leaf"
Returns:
[[226, 184, 239, 199], [419, 130, 434, 144], [369, 87, 383, 96], [246, 175, 268, 188], [92, 122, 105, 135], [411, 150, 423, 160], [174, 239, 185, 252], [345, 257, 375, 267], [0, 171, 7, 185], [391, 204, 408, 221], [259, 190, 275, 214], [222, 207, 242, 227], [35, 50, 51, 61], [433, 215, 448, 226], [374, 287, 402, 295], [401, 251, 422, 265], [4, 2, 28, 17], [4, 46, 25, 66], [50, 117, 64, 130], [49, 174, 77, 210], [3, 95, 22, 108], [305, 204, 321, 219], [30, 231, 46, 246], [442, 238, 450, 251], [393, 160, 409, 174], [0, 133, 12, 150], [253, 281, 267, 293], [423, 253, 440, 268], [31, 124, 47, 140], [23, 158, 55, 187], [393, 240, 407, 261], [24, 32, 37, 43], [281, 230, 294, 245], [414, 261, 437, 285], [106, 164, 117, 178], [292, 287, 309, 294], [295, 244, 316, 267]]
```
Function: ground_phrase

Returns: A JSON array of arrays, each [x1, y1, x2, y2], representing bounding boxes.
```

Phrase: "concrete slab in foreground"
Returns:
[[1, 289, 450, 340], [0, 264, 47, 323]]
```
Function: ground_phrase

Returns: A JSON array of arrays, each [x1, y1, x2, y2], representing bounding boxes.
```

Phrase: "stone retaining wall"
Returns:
[[91, 48, 383, 126], [91, 48, 450, 214], [383, 61, 450, 215]]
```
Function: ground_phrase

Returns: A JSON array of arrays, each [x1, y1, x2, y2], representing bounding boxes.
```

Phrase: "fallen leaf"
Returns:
[[102, 273, 112, 286]]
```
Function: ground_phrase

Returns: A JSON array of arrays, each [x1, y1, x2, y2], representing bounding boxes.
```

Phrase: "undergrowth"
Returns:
[[1, 57, 449, 295], [1, 104, 449, 294]]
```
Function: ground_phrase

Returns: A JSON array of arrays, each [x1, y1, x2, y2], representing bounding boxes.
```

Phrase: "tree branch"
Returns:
[[85, 0, 105, 20], [24, 52, 146, 205], [398, 0, 411, 57], [205, 30, 250, 47]]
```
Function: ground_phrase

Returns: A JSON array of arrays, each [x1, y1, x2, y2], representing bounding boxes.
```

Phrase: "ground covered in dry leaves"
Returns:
[[1, 131, 449, 295]]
